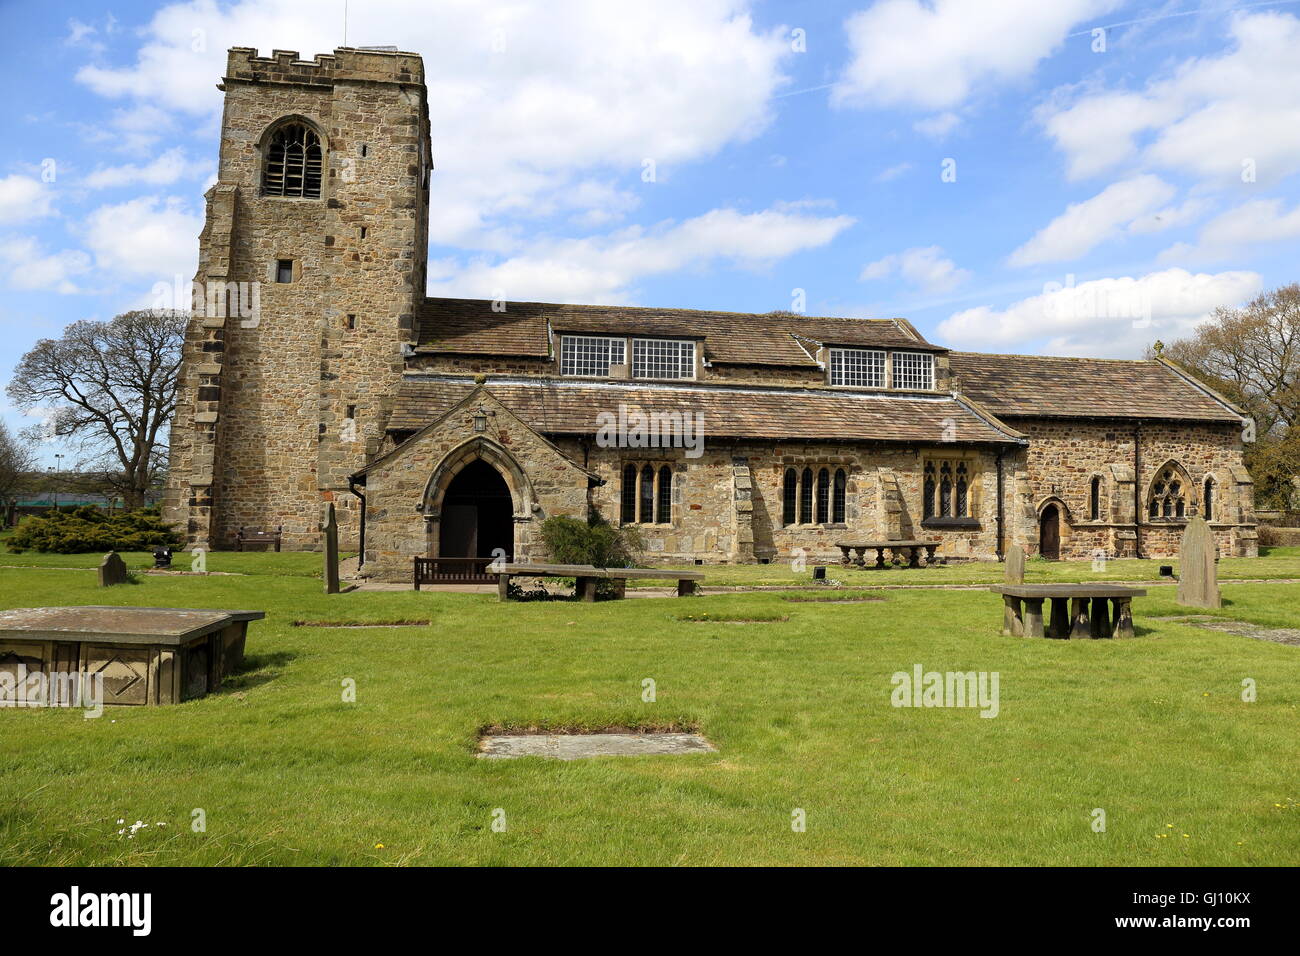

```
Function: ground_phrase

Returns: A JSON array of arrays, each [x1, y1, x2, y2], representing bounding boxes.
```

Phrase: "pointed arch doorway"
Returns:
[[438, 459, 515, 561], [1039, 504, 1061, 560]]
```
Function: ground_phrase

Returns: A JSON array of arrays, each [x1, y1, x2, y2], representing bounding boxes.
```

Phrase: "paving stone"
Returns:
[[478, 733, 716, 760]]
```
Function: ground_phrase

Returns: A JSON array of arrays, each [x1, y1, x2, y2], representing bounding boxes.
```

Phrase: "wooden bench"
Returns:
[[496, 563, 706, 602], [989, 584, 1146, 639], [836, 540, 939, 569], [236, 526, 282, 552], [413, 557, 498, 588]]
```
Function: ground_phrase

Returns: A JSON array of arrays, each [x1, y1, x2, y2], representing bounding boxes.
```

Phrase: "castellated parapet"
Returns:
[[163, 47, 432, 552]]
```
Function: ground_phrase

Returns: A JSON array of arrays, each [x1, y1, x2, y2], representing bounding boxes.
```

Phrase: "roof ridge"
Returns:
[[950, 350, 1157, 364], [421, 295, 906, 326]]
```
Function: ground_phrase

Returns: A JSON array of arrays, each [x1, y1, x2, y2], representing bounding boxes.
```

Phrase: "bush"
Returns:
[[538, 515, 643, 569], [6, 505, 180, 554]]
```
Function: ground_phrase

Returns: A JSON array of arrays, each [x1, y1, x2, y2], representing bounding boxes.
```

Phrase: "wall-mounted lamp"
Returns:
[[472, 405, 488, 433]]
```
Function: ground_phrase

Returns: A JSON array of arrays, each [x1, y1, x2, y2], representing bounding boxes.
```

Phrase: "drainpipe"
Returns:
[[349, 478, 366, 568], [1132, 425, 1142, 559], [995, 450, 1005, 560]]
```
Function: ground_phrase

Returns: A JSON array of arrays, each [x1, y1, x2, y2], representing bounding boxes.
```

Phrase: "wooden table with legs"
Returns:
[[989, 584, 1146, 639]]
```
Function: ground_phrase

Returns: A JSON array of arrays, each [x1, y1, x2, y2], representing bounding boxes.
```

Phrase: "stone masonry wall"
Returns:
[[1007, 417, 1256, 559]]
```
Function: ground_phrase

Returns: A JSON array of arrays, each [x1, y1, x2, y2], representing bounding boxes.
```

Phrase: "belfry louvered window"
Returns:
[[263, 123, 324, 199]]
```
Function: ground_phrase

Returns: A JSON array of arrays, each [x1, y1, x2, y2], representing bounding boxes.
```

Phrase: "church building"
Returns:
[[163, 47, 1258, 580]]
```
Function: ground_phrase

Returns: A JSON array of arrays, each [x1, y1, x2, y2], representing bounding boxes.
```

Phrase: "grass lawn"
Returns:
[[1, 552, 1298, 866]]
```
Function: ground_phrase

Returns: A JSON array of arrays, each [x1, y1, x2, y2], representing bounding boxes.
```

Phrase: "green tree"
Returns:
[[6, 310, 185, 509], [1153, 283, 1300, 509]]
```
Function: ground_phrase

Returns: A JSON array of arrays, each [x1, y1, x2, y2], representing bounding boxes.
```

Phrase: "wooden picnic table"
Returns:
[[496, 563, 705, 602], [989, 584, 1146, 639], [836, 540, 939, 569]]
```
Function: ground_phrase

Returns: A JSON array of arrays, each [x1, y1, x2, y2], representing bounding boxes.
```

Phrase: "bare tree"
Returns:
[[6, 310, 186, 509], [0, 420, 37, 512], [1153, 283, 1300, 508]]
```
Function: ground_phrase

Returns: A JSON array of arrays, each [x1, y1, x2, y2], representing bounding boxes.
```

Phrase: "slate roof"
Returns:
[[948, 353, 1243, 423], [414, 297, 942, 367], [388, 375, 1022, 445]]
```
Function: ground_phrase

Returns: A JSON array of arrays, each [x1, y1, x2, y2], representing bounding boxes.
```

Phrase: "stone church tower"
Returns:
[[164, 47, 432, 550]]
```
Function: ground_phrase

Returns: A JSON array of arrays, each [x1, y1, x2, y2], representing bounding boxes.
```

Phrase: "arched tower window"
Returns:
[[782, 469, 797, 526], [263, 121, 324, 199], [832, 469, 847, 524]]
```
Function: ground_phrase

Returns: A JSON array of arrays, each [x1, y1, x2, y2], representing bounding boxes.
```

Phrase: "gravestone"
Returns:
[[323, 504, 343, 595], [1005, 544, 1025, 584], [98, 551, 127, 587], [322, 503, 340, 595], [1177, 516, 1221, 608]]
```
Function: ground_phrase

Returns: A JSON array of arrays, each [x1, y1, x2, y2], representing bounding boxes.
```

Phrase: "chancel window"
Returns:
[[262, 122, 323, 199], [1089, 476, 1102, 521], [1148, 467, 1186, 519], [924, 457, 978, 521], [632, 338, 695, 380], [561, 335, 625, 377], [622, 463, 673, 525], [829, 348, 886, 387], [892, 351, 935, 390], [1203, 477, 1215, 521], [782, 466, 849, 526]]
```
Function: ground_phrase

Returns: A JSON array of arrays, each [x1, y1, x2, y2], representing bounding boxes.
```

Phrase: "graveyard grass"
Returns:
[[1, 550, 1298, 866]]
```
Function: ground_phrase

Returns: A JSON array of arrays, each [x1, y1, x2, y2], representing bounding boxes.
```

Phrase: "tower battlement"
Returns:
[[223, 46, 425, 89]]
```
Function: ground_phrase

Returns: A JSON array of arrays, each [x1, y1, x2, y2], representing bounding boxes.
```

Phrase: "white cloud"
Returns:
[[82, 147, 210, 189], [939, 267, 1261, 357], [0, 237, 91, 294], [1161, 197, 1300, 263], [0, 175, 56, 224], [1039, 11, 1300, 184], [1127, 196, 1212, 235], [74, 0, 793, 250], [1008, 175, 1175, 267], [82, 196, 201, 281], [860, 246, 970, 293], [833, 0, 1116, 112], [427, 205, 855, 303], [913, 112, 960, 139], [874, 162, 912, 183]]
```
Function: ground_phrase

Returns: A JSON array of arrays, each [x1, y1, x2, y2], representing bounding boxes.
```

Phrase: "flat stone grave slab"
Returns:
[[478, 732, 716, 760]]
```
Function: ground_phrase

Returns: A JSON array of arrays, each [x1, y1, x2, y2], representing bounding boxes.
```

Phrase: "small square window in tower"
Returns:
[[275, 259, 293, 284]]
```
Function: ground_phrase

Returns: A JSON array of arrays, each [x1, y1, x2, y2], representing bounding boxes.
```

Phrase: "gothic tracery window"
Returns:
[[263, 122, 324, 199], [1148, 467, 1186, 519], [924, 457, 978, 521]]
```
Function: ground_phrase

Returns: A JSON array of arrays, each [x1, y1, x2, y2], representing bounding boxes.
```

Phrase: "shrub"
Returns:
[[538, 514, 642, 569], [6, 506, 180, 554]]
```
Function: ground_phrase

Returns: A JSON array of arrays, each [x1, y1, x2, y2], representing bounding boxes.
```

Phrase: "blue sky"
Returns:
[[3, 0, 1300, 466]]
